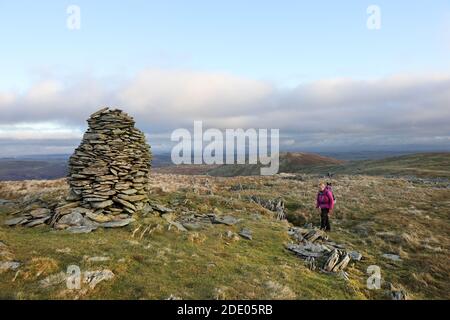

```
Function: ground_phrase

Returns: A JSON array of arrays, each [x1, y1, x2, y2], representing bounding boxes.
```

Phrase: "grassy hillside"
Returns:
[[0, 173, 449, 299], [208, 153, 450, 179], [299, 153, 450, 178], [154, 164, 221, 175], [208, 152, 345, 177]]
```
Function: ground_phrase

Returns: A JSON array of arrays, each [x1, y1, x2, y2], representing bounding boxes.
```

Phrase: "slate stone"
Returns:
[[83, 269, 115, 289], [182, 222, 203, 231], [212, 215, 240, 226], [90, 200, 114, 209], [100, 218, 135, 228], [39, 272, 67, 288], [29, 208, 51, 218], [239, 228, 253, 240], [0, 261, 21, 272], [24, 216, 50, 227], [4, 217, 28, 226], [349, 251, 363, 261], [0, 199, 13, 205], [382, 253, 402, 262], [58, 212, 84, 226], [151, 203, 173, 213], [66, 226, 97, 234]]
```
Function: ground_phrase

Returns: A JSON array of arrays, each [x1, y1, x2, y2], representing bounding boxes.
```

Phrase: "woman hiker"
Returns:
[[316, 182, 334, 231]]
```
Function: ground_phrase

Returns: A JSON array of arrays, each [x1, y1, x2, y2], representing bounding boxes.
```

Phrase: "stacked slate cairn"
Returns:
[[67, 107, 152, 216], [4, 107, 152, 233]]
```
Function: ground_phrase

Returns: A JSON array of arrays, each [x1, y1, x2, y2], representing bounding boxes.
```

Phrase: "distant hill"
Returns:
[[298, 152, 450, 178], [0, 154, 173, 181], [207, 152, 345, 177], [153, 164, 221, 175], [1, 152, 449, 180], [0, 159, 68, 181], [204, 152, 450, 178]]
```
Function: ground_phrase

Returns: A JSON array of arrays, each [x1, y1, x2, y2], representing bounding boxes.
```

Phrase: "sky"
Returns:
[[0, 0, 449, 156]]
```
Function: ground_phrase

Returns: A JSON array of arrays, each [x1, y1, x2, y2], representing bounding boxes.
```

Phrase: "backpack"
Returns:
[[326, 183, 336, 205]]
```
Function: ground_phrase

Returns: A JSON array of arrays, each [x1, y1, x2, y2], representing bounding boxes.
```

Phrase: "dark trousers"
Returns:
[[320, 208, 331, 231]]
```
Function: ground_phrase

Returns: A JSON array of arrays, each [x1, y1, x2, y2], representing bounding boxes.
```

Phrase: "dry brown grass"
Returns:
[[0, 179, 68, 200], [18, 257, 59, 281]]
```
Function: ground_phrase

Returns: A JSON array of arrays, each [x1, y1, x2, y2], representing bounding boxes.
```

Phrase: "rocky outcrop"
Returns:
[[286, 226, 359, 274], [248, 195, 286, 220]]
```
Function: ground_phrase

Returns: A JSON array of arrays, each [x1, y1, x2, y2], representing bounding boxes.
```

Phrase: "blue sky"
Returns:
[[1, 1, 449, 88], [0, 0, 449, 155]]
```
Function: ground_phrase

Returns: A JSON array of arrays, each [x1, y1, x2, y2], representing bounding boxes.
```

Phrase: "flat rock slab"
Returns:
[[55, 201, 81, 215], [24, 216, 50, 227], [4, 217, 29, 226], [382, 253, 402, 262], [212, 215, 240, 226], [86, 256, 110, 262], [117, 194, 147, 202], [40, 268, 115, 290], [83, 269, 115, 289], [113, 198, 136, 211], [66, 226, 97, 234], [349, 251, 363, 261], [58, 212, 84, 226], [304, 229, 328, 242], [286, 244, 324, 258], [90, 200, 114, 209], [0, 261, 21, 272], [151, 204, 173, 213], [85, 212, 112, 223], [169, 221, 188, 232], [239, 228, 253, 240], [29, 208, 51, 218], [100, 218, 134, 228], [308, 242, 332, 253], [182, 222, 204, 231], [0, 199, 13, 205], [325, 241, 346, 249], [39, 272, 66, 288]]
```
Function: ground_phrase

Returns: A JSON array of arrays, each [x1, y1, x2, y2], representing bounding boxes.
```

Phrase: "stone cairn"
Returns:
[[67, 107, 152, 216], [3, 107, 152, 232]]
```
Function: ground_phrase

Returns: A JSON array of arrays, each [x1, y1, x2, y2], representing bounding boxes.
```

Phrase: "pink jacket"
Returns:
[[316, 190, 334, 210]]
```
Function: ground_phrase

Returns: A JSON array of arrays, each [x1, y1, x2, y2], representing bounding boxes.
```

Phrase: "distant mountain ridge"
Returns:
[[301, 152, 450, 178], [206, 152, 345, 177], [1, 152, 449, 180], [0, 159, 68, 181]]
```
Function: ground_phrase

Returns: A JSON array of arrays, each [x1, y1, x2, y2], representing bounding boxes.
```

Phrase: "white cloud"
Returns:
[[0, 68, 449, 154], [117, 69, 273, 126], [0, 92, 15, 106], [0, 122, 83, 140]]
